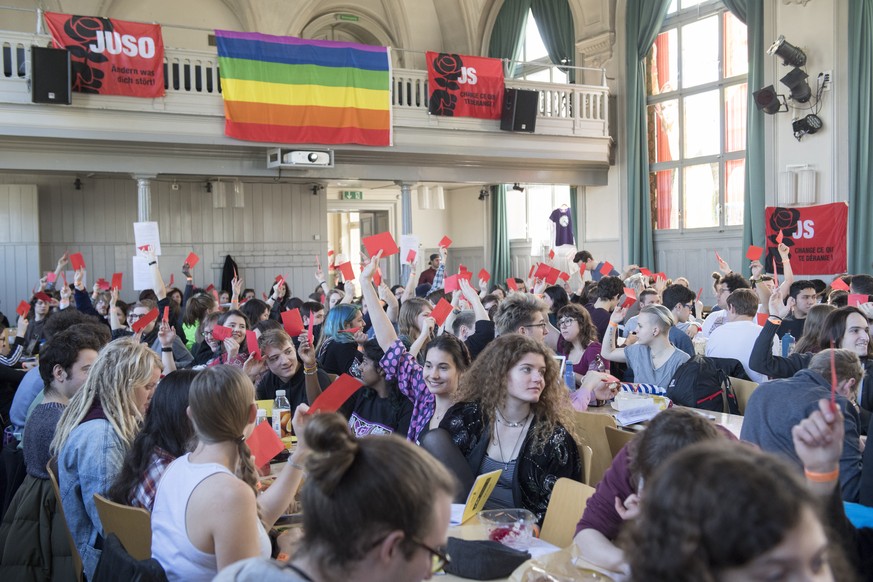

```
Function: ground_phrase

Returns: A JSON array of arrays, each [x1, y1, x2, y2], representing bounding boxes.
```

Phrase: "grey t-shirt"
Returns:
[[624, 343, 690, 388], [215, 559, 310, 582]]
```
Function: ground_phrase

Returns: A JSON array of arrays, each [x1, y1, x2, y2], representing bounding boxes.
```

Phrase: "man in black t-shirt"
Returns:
[[253, 329, 331, 408]]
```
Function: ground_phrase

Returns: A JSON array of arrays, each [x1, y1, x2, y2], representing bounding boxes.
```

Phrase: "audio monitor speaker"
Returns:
[[500, 88, 538, 132], [31, 46, 71, 105]]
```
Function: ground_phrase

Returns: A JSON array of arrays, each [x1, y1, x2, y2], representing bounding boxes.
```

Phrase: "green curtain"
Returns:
[[529, 0, 576, 83], [569, 186, 580, 245], [490, 184, 512, 283], [849, 0, 873, 273], [723, 0, 765, 275], [488, 0, 532, 76], [625, 0, 671, 268]]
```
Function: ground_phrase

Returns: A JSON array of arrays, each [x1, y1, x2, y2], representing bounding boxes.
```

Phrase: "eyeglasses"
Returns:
[[202, 329, 214, 337], [409, 538, 450, 573], [522, 322, 548, 330], [127, 312, 148, 321], [557, 318, 577, 327], [682, 303, 694, 309]]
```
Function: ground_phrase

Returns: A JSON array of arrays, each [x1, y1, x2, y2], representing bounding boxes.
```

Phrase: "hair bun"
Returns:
[[304, 413, 358, 496]]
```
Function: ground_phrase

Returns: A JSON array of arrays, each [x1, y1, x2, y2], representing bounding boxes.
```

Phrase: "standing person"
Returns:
[[50, 338, 162, 579], [315, 305, 366, 378], [417, 253, 441, 287]]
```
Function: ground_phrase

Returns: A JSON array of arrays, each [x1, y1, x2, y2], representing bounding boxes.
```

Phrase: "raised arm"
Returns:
[[459, 278, 489, 322], [379, 280, 400, 324], [359, 251, 398, 351], [776, 242, 794, 298], [401, 262, 418, 302], [600, 307, 628, 363]]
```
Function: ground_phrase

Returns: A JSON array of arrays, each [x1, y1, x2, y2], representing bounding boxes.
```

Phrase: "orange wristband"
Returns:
[[804, 468, 839, 482], [608, 321, 619, 328]]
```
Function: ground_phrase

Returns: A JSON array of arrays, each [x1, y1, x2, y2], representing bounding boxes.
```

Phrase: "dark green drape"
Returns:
[[723, 0, 765, 275], [625, 0, 671, 268], [849, 0, 873, 273], [529, 0, 576, 83], [569, 186, 580, 245], [490, 184, 512, 283], [488, 0, 532, 69]]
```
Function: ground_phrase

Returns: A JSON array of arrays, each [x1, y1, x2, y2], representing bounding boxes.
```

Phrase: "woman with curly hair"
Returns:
[[426, 334, 581, 524]]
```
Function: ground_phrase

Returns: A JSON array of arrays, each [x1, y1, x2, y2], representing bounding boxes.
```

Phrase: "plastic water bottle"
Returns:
[[564, 363, 576, 391], [589, 354, 607, 373], [272, 390, 291, 438], [781, 332, 796, 358], [256, 408, 267, 427]]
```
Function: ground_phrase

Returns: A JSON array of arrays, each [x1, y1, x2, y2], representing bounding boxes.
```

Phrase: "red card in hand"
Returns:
[[362, 231, 400, 257], [528, 265, 536, 279], [849, 294, 868, 307], [458, 271, 473, 282], [831, 277, 850, 291], [545, 267, 561, 285], [459, 264, 468, 273], [438, 235, 453, 248], [60, 272, 67, 287], [246, 421, 286, 468], [506, 277, 518, 291], [772, 257, 779, 285], [715, 251, 724, 264], [185, 252, 200, 269], [206, 284, 215, 292], [46, 272, 56, 283], [478, 268, 491, 282], [548, 249, 555, 260], [444, 274, 460, 292], [406, 249, 417, 263], [246, 330, 261, 360], [621, 287, 637, 309], [746, 245, 764, 261], [281, 309, 304, 336], [169, 274, 174, 287], [34, 292, 52, 303], [558, 271, 570, 282], [639, 267, 653, 277], [308, 374, 364, 414], [337, 261, 355, 281], [69, 253, 85, 270], [756, 312, 769, 326], [16, 300, 29, 318], [96, 279, 110, 291], [430, 298, 454, 327], [373, 267, 382, 288], [338, 327, 361, 334], [130, 307, 158, 333], [775, 229, 784, 244], [599, 261, 614, 276], [696, 287, 703, 301], [307, 314, 314, 345], [162, 306, 169, 323], [211, 324, 233, 342], [655, 272, 667, 282], [533, 263, 550, 279]]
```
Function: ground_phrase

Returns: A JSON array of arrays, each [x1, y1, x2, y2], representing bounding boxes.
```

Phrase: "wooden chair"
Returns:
[[93, 493, 153, 561], [539, 478, 596, 548], [47, 459, 84, 582], [604, 426, 637, 460], [730, 376, 759, 415], [571, 411, 616, 487], [581, 444, 593, 486]]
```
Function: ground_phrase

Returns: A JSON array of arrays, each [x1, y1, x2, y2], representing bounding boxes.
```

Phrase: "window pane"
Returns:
[[648, 100, 679, 163], [725, 83, 747, 152], [681, 0, 705, 8], [684, 90, 719, 158], [681, 16, 718, 88], [524, 10, 548, 61], [652, 169, 679, 230], [725, 159, 745, 226], [649, 29, 678, 96], [723, 10, 748, 77], [506, 188, 527, 239], [667, 0, 678, 15], [683, 163, 719, 228]]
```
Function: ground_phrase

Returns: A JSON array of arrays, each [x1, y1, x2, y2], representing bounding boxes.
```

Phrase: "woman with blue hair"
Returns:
[[315, 304, 366, 379]]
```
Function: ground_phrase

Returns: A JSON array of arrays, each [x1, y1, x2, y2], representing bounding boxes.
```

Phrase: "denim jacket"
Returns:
[[58, 418, 127, 579]]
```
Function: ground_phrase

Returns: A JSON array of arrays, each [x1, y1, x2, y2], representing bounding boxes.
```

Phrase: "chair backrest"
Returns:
[[93, 493, 152, 561], [729, 376, 759, 415], [539, 477, 596, 548], [47, 458, 84, 582], [604, 426, 636, 460], [581, 445, 593, 486], [571, 411, 616, 487]]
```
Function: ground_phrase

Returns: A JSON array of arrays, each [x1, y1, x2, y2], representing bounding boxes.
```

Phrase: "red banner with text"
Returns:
[[765, 203, 848, 275], [44, 12, 165, 98], [427, 51, 504, 119]]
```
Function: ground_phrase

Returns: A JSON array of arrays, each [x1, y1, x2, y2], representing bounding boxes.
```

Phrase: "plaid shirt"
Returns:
[[130, 447, 176, 512]]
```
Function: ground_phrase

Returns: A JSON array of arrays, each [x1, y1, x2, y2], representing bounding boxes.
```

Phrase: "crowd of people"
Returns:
[[0, 243, 871, 581]]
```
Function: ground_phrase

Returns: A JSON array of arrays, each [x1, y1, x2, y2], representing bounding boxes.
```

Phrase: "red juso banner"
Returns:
[[427, 51, 504, 119], [765, 202, 848, 275], [44, 12, 165, 98]]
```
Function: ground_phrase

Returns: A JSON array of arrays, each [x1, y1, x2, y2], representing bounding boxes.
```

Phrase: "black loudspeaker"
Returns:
[[31, 46, 71, 104], [500, 88, 538, 132]]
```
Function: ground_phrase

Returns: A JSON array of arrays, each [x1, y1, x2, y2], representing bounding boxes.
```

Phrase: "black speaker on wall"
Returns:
[[31, 46, 71, 105], [500, 88, 538, 133]]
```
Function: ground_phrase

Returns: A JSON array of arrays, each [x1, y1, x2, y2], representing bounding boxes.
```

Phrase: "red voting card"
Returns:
[[308, 374, 364, 414], [831, 277, 850, 291], [185, 252, 200, 269], [849, 294, 868, 307], [362, 232, 400, 258], [776, 229, 784, 244], [46, 272, 56, 283], [246, 330, 261, 360], [16, 300, 29, 318], [655, 272, 667, 282], [459, 264, 468, 273], [307, 314, 315, 345], [697, 287, 703, 302], [211, 324, 233, 342], [534, 263, 551, 279], [261, 292, 268, 301], [338, 327, 361, 334], [168, 274, 174, 287], [715, 251, 724, 264], [246, 421, 286, 468], [430, 298, 454, 327], [772, 257, 779, 285], [528, 265, 536, 279], [558, 271, 570, 282], [60, 272, 67, 287], [545, 267, 561, 285], [746, 245, 764, 261], [337, 261, 355, 281], [756, 312, 769, 326], [831, 341, 838, 407], [131, 307, 158, 333], [406, 249, 417, 264], [206, 284, 215, 292], [210, 289, 220, 305], [96, 279, 110, 291], [506, 277, 518, 291], [621, 287, 637, 309], [162, 306, 169, 323], [458, 271, 473, 283], [34, 292, 52, 303], [478, 268, 491, 282], [444, 274, 461, 292], [281, 309, 304, 336], [438, 235, 453, 248], [599, 261, 614, 276], [548, 249, 555, 260], [639, 267, 653, 277], [69, 253, 85, 270], [373, 267, 382, 288]]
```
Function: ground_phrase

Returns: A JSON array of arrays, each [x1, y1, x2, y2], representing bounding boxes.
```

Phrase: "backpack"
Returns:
[[666, 355, 741, 415]]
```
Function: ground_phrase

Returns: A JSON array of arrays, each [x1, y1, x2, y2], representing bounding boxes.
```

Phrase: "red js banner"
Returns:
[[766, 202, 848, 275], [427, 51, 504, 119], [44, 12, 165, 98]]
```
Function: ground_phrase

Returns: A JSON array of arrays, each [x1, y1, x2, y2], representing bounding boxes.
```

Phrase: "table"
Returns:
[[585, 403, 744, 438]]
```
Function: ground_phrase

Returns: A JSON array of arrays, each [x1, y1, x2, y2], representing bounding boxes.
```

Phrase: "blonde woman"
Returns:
[[51, 338, 162, 579]]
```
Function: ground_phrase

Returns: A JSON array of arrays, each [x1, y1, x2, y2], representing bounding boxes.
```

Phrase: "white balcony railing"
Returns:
[[1, 30, 609, 139]]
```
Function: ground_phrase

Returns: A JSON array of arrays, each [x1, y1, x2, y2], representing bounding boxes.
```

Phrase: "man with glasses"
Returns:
[[493, 292, 559, 351], [657, 284, 697, 357], [701, 272, 751, 338], [705, 289, 767, 383]]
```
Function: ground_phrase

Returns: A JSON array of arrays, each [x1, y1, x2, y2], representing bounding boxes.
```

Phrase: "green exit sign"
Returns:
[[342, 191, 363, 200], [337, 13, 359, 22]]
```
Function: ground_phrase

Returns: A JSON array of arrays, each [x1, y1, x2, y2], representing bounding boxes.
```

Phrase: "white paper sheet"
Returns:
[[400, 234, 420, 265], [133, 221, 162, 256], [132, 256, 152, 291]]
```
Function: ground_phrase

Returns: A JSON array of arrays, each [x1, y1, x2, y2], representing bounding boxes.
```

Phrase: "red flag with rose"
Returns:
[[427, 51, 504, 119], [44, 12, 165, 98], [765, 203, 848, 275]]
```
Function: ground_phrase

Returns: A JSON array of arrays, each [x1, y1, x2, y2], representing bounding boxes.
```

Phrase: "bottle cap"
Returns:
[[276, 390, 286, 397]]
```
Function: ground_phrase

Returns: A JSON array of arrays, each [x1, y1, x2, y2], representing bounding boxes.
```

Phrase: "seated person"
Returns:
[[315, 305, 366, 378], [493, 292, 558, 350], [705, 288, 767, 382], [342, 339, 412, 438], [250, 329, 330, 406], [585, 276, 623, 342], [701, 272, 751, 338], [656, 284, 697, 357]]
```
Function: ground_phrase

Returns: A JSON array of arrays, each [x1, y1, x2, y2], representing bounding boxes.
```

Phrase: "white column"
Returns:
[[134, 175, 156, 222]]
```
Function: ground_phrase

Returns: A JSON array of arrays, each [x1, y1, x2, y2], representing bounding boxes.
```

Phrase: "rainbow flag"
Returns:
[[214, 30, 392, 146]]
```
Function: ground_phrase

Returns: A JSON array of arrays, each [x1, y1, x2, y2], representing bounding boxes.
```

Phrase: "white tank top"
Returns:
[[151, 453, 272, 582]]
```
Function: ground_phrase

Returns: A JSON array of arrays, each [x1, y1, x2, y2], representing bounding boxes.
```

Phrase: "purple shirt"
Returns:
[[585, 304, 611, 343], [575, 445, 634, 539], [549, 207, 575, 246], [380, 339, 434, 442]]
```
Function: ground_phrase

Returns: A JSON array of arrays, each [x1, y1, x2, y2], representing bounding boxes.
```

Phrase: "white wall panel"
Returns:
[[0, 184, 39, 319]]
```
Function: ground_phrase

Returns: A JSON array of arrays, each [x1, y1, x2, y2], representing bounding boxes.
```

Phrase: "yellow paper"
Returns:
[[257, 399, 273, 416], [462, 469, 502, 524]]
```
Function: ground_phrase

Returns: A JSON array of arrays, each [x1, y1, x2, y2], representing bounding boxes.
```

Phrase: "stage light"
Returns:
[[768, 35, 807, 67], [780, 68, 811, 103], [753, 85, 787, 114], [792, 114, 823, 141], [512, 183, 525, 192], [478, 188, 489, 201]]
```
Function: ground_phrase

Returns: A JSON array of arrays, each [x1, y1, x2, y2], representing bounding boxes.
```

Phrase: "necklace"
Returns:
[[496, 408, 529, 428], [494, 414, 530, 468]]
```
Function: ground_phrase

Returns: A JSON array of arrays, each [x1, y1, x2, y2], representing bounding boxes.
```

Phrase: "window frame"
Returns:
[[506, 184, 571, 247]]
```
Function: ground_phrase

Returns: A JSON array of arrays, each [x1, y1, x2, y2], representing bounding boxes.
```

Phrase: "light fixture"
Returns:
[[478, 188, 489, 201], [74, 178, 82, 190], [767, 35, 807, 67], [512, 183, 525, 192], [780, 68, 811, 103], [753, 85, 788, 114], [792, 114, 823, 141]]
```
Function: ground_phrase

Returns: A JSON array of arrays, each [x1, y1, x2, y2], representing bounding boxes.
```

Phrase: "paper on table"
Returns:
[[132, 256, 152, 291], [133, 221, 162, 255]]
